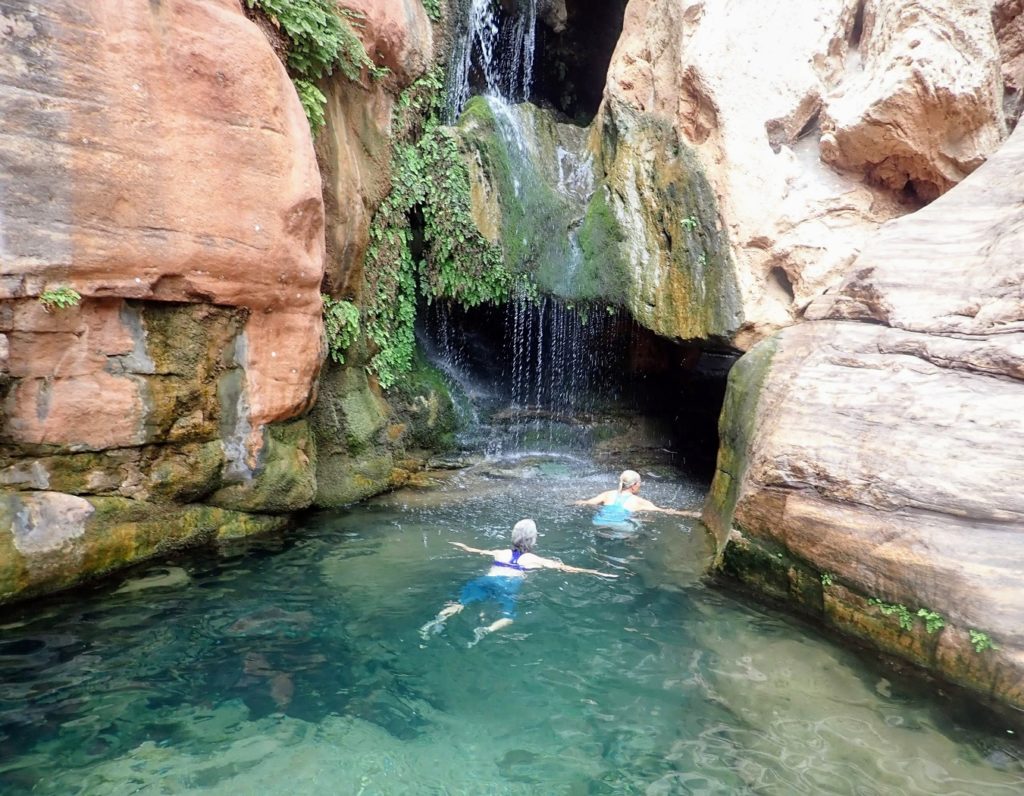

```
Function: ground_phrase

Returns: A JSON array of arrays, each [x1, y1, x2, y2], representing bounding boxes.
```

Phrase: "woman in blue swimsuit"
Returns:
[[420, 519, 616, 645], [576, 470, 699, 537]]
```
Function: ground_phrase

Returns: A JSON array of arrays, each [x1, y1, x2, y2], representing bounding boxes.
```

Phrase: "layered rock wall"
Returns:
[[312, 0, 457, 508], [0, 0, 325, 603], [706, 122, 1024, 709]]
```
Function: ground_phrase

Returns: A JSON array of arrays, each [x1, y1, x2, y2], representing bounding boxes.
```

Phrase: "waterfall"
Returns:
[[445, 0, 539, 121], [424, 0, 631, 455]]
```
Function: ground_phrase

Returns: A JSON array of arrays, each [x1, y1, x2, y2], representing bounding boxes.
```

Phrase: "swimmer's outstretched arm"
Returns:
[[448, 541, 500, 556], [662, 508, 702, 518], [534, 556, 618, 579], [573, 489, 615, 506], [629, 497, 701, 517]]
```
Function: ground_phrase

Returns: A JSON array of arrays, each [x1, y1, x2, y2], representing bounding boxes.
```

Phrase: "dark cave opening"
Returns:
[[420, 299, 736, 482], [531, 0, 631, 124]]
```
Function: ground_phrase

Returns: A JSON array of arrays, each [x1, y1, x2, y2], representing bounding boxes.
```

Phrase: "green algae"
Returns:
[[0, 493, 286, 606], [208, 420, 317, 514], [705, 334, 778, 551]]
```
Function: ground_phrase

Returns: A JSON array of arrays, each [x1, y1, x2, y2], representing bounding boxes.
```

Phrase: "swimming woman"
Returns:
[[575, 469, 699, 536], [420, 519, 616, 646]]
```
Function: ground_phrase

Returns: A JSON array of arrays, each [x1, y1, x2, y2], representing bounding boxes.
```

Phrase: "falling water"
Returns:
[[446, 0, 539, 121], [426, 0, 625, 454], [422, 292, 633, 455]]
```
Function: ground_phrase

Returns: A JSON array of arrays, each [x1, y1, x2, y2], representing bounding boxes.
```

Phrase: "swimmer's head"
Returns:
[[511, 519, 538, 552], [618, 470, 641, 491]]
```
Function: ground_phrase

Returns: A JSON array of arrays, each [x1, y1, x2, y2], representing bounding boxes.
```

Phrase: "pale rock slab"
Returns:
[[821, 0, 1006, 202], [710, 120, 1024, 708]]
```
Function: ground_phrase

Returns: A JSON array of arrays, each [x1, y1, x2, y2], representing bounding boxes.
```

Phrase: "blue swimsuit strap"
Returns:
[[491, 549, 528, 571]]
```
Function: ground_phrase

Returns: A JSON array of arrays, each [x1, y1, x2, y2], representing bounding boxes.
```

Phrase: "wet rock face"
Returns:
[[601, 0, 1010, 348], [343, 0, 434, 85], [707, 123, 1024, 709], [0, 0, 324, 602], [317, 0, 435, 299]]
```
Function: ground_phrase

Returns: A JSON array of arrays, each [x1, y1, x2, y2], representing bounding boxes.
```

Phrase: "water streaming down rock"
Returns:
[[445, 0, 539, 121], [421, 294, 633, 454], [427, 0, 636, 454]]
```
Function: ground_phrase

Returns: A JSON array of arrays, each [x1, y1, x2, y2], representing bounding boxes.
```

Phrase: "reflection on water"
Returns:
[[0, 456, 1021, 794]]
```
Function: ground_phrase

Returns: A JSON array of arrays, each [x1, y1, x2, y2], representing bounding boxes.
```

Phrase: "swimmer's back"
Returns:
[[486, 549, 546, 577]]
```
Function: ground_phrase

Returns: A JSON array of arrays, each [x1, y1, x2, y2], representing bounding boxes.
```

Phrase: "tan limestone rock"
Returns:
[[710, 122, 1024, 707], [994, 0, 1024, 125], [318, 81, 396, 298], [601, 0, 1007, 348], [820, 0, 1006, 202]]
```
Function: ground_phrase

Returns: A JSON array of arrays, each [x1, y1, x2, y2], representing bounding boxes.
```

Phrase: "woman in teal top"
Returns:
[[575, 470, 699, 536]]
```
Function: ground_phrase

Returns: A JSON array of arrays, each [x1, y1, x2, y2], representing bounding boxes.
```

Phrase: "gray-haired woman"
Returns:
[[420, 519, 616, 646], [575, 470, 699, 536]]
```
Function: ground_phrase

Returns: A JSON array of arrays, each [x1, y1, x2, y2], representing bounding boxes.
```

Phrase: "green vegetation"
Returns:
[[322, 296, 360, 364], [867, 598, 915, 631], [867, 600, 951, 636], [245, 0, 386, 131], [820, 572, 834, 588], [422, 0, 442, 22], [969, 630, 997, 653], [363, 69, 515, 388], [681, 215, 698, 231], [38, 286, 81, 311], [916, 609, 945, 635]]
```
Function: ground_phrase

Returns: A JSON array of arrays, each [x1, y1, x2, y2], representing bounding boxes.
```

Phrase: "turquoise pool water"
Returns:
[[1, 456, 1021, 794]]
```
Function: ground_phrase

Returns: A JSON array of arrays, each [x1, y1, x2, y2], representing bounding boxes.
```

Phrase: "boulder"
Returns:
[[1, 0, 325, 437], [707, 121, 1024, 709], [342, 0, 434, 86], [994, 0, 1024, 127]]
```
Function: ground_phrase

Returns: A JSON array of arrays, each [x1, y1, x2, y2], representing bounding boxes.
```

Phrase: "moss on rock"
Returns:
[[705, 335, 777, 550], [594, 102, 743, 342], [0, 491, 286, 606], [208, 420, 317, 514]]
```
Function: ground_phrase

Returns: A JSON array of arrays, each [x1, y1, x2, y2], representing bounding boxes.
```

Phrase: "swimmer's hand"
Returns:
[[449, 541, 493, 555], [663, 508, 701, 518], [559, 563, 618, 579]]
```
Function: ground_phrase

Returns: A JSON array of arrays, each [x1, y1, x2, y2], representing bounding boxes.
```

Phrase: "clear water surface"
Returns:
[[1, 456, 1021, 794]]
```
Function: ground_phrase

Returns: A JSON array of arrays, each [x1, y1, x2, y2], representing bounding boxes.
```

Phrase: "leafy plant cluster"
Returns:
[[422, 0, 442, 22], [38, 286, 81, 311], [867, 598, 915, 631], [362, 69, 515, 387], [866, 599, 1001, 654], [322, 295, 360, 364], [245, 0, 386, 131], [969, 630, 997, 653], [867, 599, 950, 636], [916, 609, 945, 635]]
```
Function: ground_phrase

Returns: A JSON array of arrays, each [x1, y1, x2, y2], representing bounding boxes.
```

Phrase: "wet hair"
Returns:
[[618, 470, 641, 490], [511, 519, 538, 553]]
